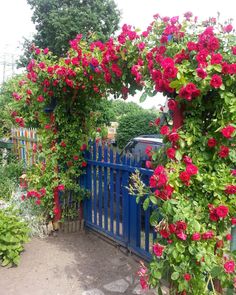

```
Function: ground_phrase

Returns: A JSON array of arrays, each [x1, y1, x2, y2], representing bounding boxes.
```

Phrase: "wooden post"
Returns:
[[53, 187, 61, 221]]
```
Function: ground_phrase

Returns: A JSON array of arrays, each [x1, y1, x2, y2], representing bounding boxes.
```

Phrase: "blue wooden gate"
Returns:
[[82, 142, 157, 260]]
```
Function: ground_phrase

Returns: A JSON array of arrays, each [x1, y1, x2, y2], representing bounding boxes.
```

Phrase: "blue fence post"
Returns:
[[93, 141, 97, 225]]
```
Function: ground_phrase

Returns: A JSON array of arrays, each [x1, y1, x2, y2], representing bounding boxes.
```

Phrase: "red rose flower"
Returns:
[[58, 184, 65, 191], [168, 132, 179, 142], [211, 53, 223, 65], [183, 155, 192, 164], [232, 217, 236, 225], [186, 164, 198, 175], [179, 171, 191, 185], [224, 261, 235, 273], [210, 210, 219, 222], [191, 233, 201, 241], [145, 145, 153, 157], [60, 141, 66, 147], [169, 223, 176, 234], [196, 68, 207, 79], [153, 243, 165, 257], [224, 24, 233, 33], [82, 161, 87, 167], [35, 199, 41, 205], [80, 144, 87, 151], [221, 125, 236, 138], [176, 232, 187, 240], [183, 273, 191, 281], [226, 234, 232, 241], [202, 231, 214, 240], [166, 148, 176, 159], [231, 169, 236, 176], [210, 74, 223, 88], [145, 161, 152, 169], [160, 125, 170, 135], [160, 229, 170, 239], [216, 240, 224, 248], [176, 221, 187, 231], [73, 155, 79, 161], [140, 277, 148, 290], [215, 205, 229, 218], [207, 138, 217, 147], [225, 185, 236, 194], [218, 146, 229, 158], [232, 46, 236, 55], [154, 118, 161, 126]]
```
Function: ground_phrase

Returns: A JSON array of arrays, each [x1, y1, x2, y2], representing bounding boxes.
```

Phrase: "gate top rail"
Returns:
[[86, 141, 153, 175]]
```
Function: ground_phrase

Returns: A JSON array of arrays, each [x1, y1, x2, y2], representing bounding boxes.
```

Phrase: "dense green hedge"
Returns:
[[116, 110, 157, 149]]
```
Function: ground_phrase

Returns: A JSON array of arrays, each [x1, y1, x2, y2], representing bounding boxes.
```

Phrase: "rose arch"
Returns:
[[11, 12, 236, 294]]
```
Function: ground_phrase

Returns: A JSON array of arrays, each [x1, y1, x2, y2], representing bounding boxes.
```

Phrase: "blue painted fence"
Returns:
[[82, 142, 157, 260]]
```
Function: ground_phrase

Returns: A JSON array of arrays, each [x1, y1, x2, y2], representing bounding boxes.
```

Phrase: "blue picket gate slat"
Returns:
[[98, 144, 103, 228], [104, 145, 108, 231], [109, 148, 114, 233], [115, 151, 121, 235]]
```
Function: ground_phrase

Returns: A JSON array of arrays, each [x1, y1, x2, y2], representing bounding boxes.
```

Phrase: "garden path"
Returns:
[[0, 231, 168, 295]]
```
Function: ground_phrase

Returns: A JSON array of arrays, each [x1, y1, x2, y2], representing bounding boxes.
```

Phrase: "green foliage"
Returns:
[[18, 0, 121, 66], [0, 208, 29, 266], [0, 156, 24, 201], [116, 110, 158, 148], [0, 75, 23, 137], [109, 99, 143, 121]]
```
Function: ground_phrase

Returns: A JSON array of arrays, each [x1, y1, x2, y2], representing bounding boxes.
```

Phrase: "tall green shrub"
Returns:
[[116, 110, 158, 149]]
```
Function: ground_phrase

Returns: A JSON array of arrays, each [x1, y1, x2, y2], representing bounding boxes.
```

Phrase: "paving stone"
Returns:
[[103, 279, 129, 293], [125, 275, 134, 284], [132, 284, 144, 294], [132, 284, 157, 295], [82, 289, 104, 295]]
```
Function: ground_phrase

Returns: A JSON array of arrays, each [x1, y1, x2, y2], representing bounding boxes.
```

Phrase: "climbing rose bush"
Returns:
[[10, 11, 236, 293]]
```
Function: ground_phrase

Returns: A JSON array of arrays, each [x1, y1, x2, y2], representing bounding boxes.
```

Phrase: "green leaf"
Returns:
[[191, 220, 201, 232], [158, 286, 163, 295], [150, 195, 158, 205], [175, 150, 182, 161], [171, 272, 179, 280], [143, 198, 150, 211], [211, 266, 222, 278], [140, 92, 148, 103], [220, 84, 225, 90]]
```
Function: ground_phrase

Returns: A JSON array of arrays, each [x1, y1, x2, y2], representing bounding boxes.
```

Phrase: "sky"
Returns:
[[0, 0, 236, 108]]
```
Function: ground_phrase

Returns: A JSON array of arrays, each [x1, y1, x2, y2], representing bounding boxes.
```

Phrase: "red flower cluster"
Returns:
[[209, 204, 229, 221], [23, 188, 46, 205], [179, 83, 201, 101], [158, 220, 188, 241], [179, 157, 198, 186]]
